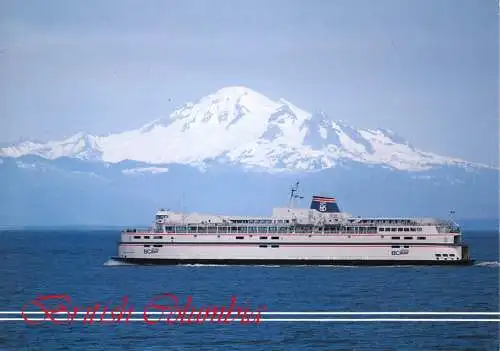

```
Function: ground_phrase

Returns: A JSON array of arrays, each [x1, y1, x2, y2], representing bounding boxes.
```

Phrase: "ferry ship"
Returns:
[[113, 183, 473, 265]]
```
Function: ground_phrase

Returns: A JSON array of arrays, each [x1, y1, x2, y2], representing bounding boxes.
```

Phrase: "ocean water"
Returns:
[[0, 229, 498, 351]]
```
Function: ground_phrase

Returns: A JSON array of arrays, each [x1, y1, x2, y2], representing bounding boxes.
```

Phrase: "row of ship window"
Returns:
[[157, 219, 292, 225], [355, 219, 417, 225], [129, 226, 426, 234], [161, 226, 290, 233], [391, 236, 427, 240], [156, 226, 381, 234], [135, 235, 282, 240], [380, 227, 423, 232], [229, 219, 289, 224], [133, 235, 427, 240]]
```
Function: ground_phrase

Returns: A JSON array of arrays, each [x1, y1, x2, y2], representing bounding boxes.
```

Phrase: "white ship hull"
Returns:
[[114, 233, 473, 266]]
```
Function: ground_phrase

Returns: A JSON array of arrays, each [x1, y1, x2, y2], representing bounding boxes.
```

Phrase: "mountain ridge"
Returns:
[[0, 86, 492, 172], [0, 153, 497, 225]]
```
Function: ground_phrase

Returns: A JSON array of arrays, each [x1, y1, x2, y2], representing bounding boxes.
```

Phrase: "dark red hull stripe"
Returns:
[[120, 242, 462, 247]]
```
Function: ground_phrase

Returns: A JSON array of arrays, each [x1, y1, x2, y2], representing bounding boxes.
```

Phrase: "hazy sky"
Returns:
[[1, 0, 498, 165]]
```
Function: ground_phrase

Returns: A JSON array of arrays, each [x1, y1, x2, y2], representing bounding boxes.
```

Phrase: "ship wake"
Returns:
[[103, 258, 135, 266], [178, 264, 230, 267], [474, 261, 500, 268]]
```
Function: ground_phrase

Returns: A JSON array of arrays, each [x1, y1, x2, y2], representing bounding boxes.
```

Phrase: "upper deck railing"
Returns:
[[122, 222, 461, 235]]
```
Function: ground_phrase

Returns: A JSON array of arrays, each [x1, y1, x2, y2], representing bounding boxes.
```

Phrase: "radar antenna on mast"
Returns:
[[449, 210, 458, 229], [289, 181, 304, 208]]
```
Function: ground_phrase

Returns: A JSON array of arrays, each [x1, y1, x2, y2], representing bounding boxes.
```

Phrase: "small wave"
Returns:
[[103, 259, 135, 266], [179, 264, 284, 267], [178, 264, 301, 268], [179, 264, 358, 268], [474, 261, 500, 267], [178, 264, 230, 267]]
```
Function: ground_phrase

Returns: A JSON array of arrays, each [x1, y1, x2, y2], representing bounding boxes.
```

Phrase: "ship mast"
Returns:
[[289, 181, 304, 209], [181, 190, 186, 224], [449, 210, 458, 231]]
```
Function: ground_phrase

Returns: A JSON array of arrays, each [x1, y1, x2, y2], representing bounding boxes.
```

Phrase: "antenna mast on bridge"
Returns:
[[289, 181, 304, 209]]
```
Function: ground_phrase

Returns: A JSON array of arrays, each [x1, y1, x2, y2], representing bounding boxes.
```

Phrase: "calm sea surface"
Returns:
[[0, 230, 498, 351]]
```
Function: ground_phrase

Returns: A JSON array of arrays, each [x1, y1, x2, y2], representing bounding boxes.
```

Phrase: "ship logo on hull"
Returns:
[[391, 249, 409, 256]]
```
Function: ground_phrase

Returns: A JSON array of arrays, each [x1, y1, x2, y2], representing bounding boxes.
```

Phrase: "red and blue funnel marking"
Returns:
[[310, 196, 340, 213]]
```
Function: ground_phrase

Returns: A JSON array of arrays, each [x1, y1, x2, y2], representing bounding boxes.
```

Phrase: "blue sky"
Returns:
[[0, 0, 498, 165]]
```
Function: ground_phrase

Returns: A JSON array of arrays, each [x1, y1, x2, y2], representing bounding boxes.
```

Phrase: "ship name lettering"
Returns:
[[391, 249, 409, 256]]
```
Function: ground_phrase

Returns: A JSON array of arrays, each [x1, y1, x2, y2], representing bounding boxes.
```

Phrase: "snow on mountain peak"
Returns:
[[0, 86, 485, 172], [1, 132, 101, 161]]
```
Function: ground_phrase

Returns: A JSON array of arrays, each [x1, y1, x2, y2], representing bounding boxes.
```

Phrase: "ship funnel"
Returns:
[[310, 196, 340, 213]]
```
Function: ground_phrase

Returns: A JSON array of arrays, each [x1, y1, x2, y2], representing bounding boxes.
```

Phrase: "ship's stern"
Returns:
[[460, 244, 474, 264]]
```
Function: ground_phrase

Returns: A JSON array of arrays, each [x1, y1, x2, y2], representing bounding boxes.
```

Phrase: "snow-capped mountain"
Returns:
[[0, 86, 484, 172]]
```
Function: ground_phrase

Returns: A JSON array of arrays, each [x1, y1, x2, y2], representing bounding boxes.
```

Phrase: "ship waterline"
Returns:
[[113, 184, 473, 265]]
